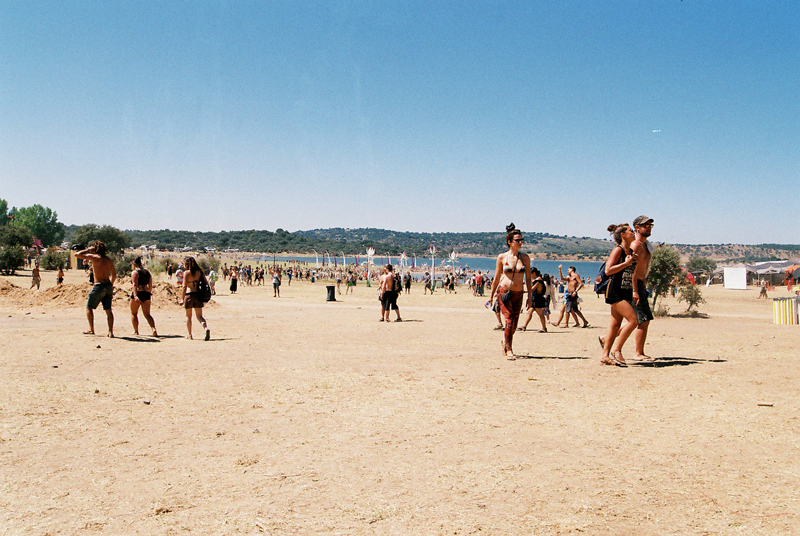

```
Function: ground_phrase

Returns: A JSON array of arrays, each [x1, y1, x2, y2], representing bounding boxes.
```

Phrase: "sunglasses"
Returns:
[[637, 223, 654, 228], [512, 238, 524, 243]]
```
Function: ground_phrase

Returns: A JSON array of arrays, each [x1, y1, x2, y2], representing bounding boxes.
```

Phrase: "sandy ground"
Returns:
[[1, 266, 799, 535]]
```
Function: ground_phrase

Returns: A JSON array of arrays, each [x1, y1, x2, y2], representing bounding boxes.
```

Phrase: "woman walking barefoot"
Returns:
[[182, 257, 210, 340], [488, 223, 533, 359], [600, 223, 638, 366], [519, 267, 548, 332], [130, 257, 158, 337]]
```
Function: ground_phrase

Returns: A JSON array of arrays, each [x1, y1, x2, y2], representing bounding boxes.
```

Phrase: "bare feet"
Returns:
[[636, 353, 654, 361], [152, 330, 158, 337], [107, 332, 114, 338], [600, 356, 615, 366]]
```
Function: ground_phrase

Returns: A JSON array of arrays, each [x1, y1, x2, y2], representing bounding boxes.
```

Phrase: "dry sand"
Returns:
[[1, 267, 799, 535]]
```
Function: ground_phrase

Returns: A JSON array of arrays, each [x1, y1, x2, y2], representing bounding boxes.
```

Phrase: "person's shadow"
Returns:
[[632, 356, 726, 368]]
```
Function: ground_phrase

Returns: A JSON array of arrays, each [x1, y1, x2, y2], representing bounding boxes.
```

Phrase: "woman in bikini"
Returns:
[[182, 257, 210, 340], [488, 223, 533, 358], [130, 256, 158, 337], [519, 267, 548, 333], [600, 223, 638, 366]]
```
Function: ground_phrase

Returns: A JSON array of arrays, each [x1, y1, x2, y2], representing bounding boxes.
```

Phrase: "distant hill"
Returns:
[[63, 225, 799, 262]]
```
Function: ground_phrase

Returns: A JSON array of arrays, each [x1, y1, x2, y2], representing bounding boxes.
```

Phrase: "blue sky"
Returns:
[[1, 1, 797, 245]]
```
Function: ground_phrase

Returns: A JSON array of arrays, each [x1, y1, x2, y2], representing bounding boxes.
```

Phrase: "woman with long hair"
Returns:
[[600, 223, 638, 366], [488, 223, 533, 358], [130, 256, 157, 337], [182, 257, 210, 340], [519, 267, 548, 332]]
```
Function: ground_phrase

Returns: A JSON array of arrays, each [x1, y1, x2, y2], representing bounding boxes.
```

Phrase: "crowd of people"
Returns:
[[23, 217, 661, 365], [484, 217, 656, 365]]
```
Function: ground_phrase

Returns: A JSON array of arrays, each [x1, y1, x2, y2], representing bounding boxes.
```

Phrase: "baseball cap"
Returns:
[[633, 215, 654, 227]]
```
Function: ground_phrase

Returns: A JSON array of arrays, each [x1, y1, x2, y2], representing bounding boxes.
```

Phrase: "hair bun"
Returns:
[[607, 224, 617, 233], [506, 223, 516, 233]]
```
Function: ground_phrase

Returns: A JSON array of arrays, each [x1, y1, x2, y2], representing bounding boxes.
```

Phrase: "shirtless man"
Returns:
[[631, 215, 655, 359], [551, 265, 589, 328], [76, 241, 117, 337], [31, 262, 41, 289], [378, 264, 402, 322]]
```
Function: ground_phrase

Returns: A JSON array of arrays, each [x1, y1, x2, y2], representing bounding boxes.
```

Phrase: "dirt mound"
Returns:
[[0, 280, 215, 309]]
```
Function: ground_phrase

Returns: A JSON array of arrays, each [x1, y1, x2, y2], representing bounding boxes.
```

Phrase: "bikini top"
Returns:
[[503, 254, 524, 276]]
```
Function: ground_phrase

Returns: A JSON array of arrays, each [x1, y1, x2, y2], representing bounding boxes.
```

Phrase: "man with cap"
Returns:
[[631, 215, 655, 359]]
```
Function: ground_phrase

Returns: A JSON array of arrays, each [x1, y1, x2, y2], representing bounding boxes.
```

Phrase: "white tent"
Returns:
[[723, 267, 747, 290]]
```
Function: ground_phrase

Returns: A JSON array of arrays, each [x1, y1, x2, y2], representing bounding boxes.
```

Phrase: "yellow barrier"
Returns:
[[773, 298, 799, 325]]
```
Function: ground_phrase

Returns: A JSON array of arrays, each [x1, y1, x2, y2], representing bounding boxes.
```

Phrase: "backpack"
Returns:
[[197, 275, 212, 303], [594, 262, 610, 295], [392, 273, 402, 292]]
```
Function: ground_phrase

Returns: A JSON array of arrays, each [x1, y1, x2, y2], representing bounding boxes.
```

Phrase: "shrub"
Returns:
[[677, 285, 707, 312], [114, 253, 139, 278], [653, 303, 670, 317], [0, 246, 26, 275], [40, 251, 68, 270], [197, 256, 221, 274]]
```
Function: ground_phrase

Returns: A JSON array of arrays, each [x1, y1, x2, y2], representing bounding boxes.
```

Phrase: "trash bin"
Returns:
[[326, 285, 336, 302]]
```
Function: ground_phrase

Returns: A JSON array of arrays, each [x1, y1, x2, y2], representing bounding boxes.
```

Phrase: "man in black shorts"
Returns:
[[378, 264, 402, 322], [631, 215, 656, 359]]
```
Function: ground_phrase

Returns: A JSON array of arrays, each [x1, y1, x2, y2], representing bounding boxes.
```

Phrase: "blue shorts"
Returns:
[[87, 283, 114, 310]]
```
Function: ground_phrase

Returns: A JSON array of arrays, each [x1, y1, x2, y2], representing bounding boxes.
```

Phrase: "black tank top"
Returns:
[[605, 247, 635, 302]]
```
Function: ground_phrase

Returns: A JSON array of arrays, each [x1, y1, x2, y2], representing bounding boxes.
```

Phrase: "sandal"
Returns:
[[493, 324, 504, 330], [610, 350, 628, 367]]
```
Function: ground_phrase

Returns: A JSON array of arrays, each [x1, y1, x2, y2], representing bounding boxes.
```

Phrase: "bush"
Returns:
[[653, 303, 670, 317], [114, 253, 139, 278], [197, 256, 221, 274], [40, 251, 68, 270], [0, 246, 26, 275], [677, 285, 707, 312], [147, 257, 174, 276]]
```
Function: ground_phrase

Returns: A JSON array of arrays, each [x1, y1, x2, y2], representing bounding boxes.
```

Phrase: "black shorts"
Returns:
[[381, 290, 399, 310], [631, 281, 654, 323]]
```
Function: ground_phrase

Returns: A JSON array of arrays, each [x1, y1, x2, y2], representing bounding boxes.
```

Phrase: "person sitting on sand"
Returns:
[[182, 257, 210, 340], [130, 256, 158, 337], [76, 241, 117, 337]]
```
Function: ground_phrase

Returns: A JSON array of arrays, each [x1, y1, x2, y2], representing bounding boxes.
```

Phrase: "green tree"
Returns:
[[686, 256, 717, 275], [0, 246, 26, 275], [0, 199, 9, 226], [0, 224, 34, 248], [648, 245, 685, 308], [677, 285, 707, 312], [11, 204, 65, 247], [71, 224, 131, 255]]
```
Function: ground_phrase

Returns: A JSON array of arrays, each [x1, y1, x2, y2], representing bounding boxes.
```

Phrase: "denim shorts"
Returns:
[[86, 283, 114, 310]]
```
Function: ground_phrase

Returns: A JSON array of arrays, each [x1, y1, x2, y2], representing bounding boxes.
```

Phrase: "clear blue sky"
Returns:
[[1, 2, 797, 244]]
